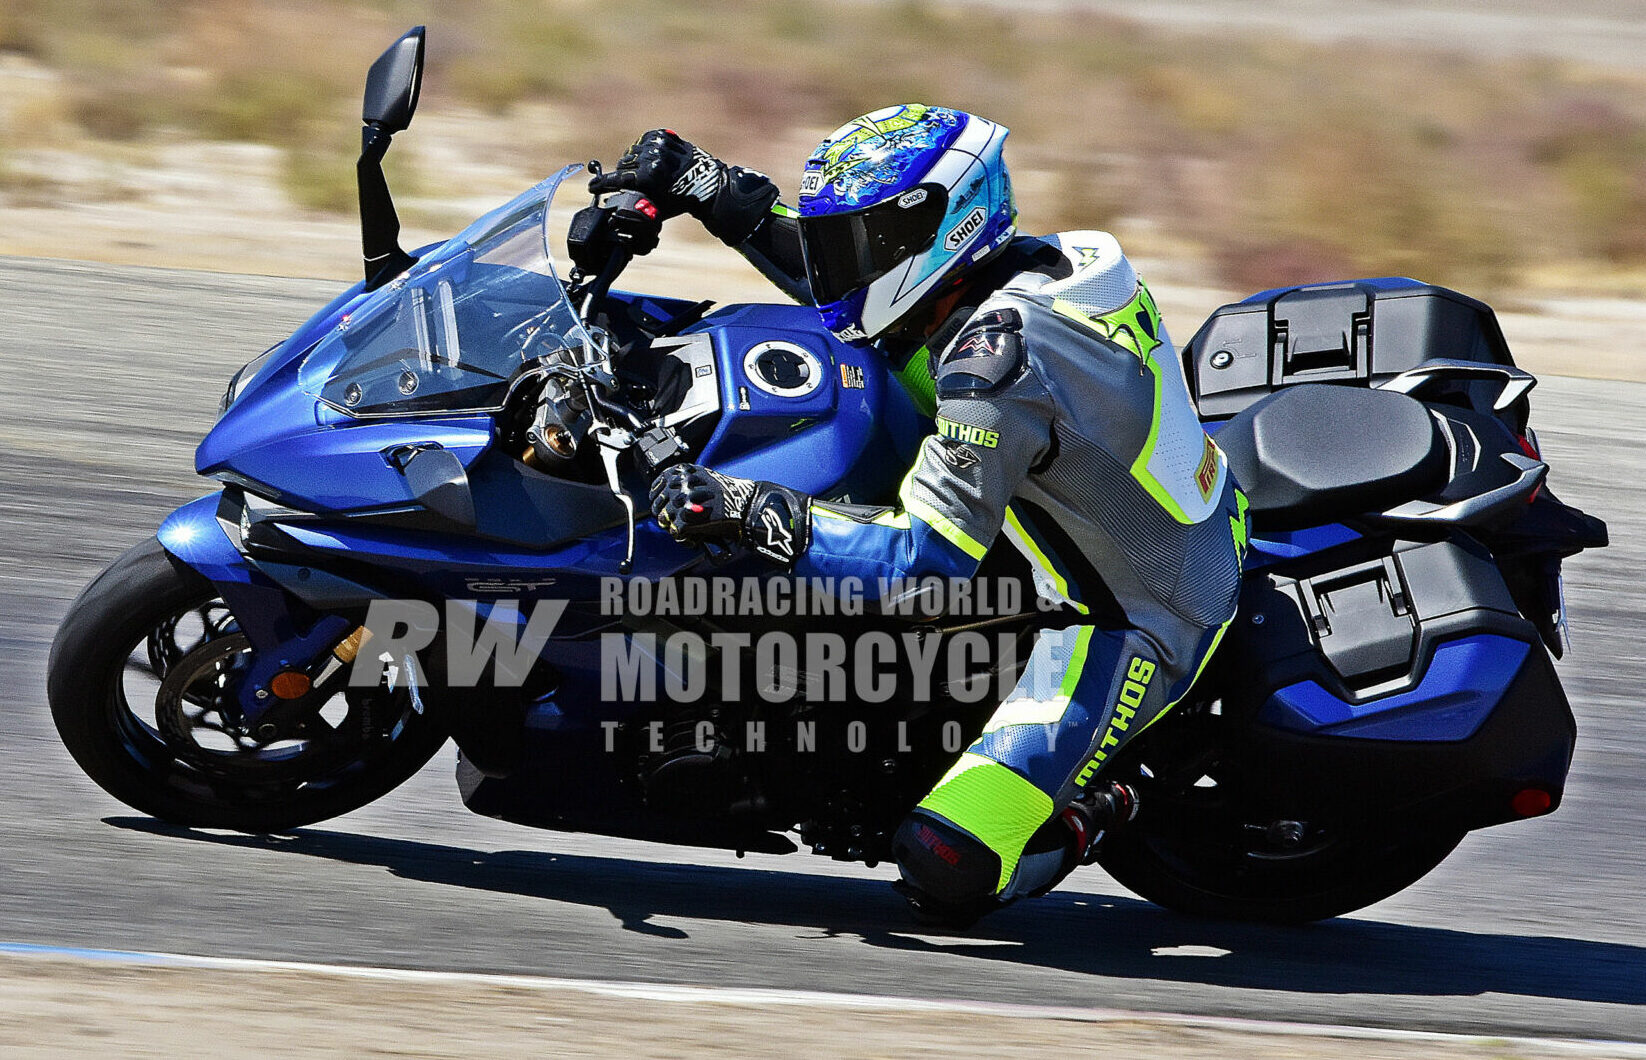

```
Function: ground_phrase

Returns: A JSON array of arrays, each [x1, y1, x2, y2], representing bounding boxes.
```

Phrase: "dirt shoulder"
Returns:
[[2, 197, 1639, 386], [1, 952, 1639, 1060]]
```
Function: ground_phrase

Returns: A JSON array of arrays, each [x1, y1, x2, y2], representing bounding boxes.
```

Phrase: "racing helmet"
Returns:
[[796, 104, 1016, 343]]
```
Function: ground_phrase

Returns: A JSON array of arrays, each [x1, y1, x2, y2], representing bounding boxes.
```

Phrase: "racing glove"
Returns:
[[589, 129, 779, 246], [649, 463, 811, 567]]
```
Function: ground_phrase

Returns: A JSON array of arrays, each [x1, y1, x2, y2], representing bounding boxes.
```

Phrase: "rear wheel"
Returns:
[[1094, 714, 1465, 922], [48, 537, 448, 832], [1096, 815, 1464, 923]]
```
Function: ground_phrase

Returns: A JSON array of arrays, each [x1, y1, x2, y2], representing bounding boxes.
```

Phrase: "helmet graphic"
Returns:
[[796, 104, 1016, 343]]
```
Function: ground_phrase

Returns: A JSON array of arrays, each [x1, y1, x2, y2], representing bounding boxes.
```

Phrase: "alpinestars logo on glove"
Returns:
[[754, 499, 796, 563]]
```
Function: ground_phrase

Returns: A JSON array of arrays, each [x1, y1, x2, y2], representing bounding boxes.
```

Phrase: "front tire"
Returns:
[[48, 537, 447, 832]]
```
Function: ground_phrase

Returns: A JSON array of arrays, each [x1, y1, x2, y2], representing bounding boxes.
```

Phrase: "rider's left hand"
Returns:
[[590, 129, 721, 222], [592, 129, 779, 246]]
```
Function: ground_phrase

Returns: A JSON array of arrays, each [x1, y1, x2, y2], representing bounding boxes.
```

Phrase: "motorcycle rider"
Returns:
[[594, 107, 1248, 924]]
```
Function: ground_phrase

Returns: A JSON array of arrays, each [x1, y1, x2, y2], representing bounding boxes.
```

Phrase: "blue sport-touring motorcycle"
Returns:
[[47, 28, 1608, 922]]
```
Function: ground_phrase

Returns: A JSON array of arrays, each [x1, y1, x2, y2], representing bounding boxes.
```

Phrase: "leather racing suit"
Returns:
[[731, 206, 1250, 907]]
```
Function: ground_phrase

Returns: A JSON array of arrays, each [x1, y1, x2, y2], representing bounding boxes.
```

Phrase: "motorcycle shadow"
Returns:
[[107, 817, 1646, 1008]]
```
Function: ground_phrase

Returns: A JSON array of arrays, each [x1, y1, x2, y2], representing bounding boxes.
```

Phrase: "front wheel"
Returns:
[[47, 537, 448, 832]]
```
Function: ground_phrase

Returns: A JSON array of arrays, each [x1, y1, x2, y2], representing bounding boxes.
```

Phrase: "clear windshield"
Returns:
[[300, 164, 589, 418]]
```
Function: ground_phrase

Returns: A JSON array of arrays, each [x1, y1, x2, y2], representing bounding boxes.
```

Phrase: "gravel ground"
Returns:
[[2, 952, 1642, 1059]]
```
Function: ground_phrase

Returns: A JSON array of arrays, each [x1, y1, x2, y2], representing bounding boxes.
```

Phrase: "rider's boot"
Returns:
[[1057, 780, 1140, 871], [891, 780, 1138, 929]]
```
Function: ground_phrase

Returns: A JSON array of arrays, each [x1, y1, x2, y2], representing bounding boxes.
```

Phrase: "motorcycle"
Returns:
[[47, 27, 1607, 923]]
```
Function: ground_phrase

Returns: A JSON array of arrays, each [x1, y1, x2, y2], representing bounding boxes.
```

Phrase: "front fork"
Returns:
[[157, 493, 387, 734]]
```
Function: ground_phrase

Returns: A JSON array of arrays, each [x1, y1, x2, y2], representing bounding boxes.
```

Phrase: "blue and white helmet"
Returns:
[[796, 104, 1016, 343]]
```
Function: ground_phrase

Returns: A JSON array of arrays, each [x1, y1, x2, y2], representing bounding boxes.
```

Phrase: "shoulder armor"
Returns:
[[936, 305, 1026, 398], [1038, 230, 1139, 317]]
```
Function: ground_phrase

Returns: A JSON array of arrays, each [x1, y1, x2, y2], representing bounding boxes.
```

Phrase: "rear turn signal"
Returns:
[[1511, 787, 1553, 817], [1517, 434, 1544, 503]]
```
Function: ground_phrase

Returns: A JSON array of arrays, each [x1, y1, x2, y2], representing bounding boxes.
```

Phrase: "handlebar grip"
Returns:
[[568, 190, 661, 275], [606, 190, 662, 256], [566, 203, 609, 274]]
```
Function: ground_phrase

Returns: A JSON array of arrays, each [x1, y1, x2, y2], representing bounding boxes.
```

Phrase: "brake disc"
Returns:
[[154, 632, 259, 762]]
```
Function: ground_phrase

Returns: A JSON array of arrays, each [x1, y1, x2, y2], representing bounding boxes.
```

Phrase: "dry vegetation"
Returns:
[[2, 0, 1646, 296]]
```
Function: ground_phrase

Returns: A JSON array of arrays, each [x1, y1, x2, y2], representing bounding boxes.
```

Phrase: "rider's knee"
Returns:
[[891, 810, 1002, 904]]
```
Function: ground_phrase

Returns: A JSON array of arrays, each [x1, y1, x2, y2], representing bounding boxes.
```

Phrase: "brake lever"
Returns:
[[591, 423, 638, 574]]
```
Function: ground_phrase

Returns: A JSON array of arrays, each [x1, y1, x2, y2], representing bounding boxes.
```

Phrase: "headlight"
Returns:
[[219, 347, 278, 415]]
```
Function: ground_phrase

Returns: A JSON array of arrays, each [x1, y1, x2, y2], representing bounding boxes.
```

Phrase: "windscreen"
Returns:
[[300, 165, 590, 418]]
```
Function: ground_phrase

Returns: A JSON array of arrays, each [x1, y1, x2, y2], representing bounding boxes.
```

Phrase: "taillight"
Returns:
[[1511, 787, 1553, 817], [1516, 432, 1543, 502]]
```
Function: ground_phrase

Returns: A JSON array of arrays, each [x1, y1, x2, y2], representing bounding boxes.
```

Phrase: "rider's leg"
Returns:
[[892, 621, 1217, 921]]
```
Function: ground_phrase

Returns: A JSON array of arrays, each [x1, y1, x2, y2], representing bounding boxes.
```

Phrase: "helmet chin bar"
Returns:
[[855, 227, 1002, 340]]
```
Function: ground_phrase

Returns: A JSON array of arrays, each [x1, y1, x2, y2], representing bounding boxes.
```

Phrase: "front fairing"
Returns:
[[199, 167, 587, 513], [199, 312, 499, 513]]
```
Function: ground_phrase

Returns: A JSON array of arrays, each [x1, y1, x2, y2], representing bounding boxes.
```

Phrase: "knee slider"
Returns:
[[892, 810, 1002, 904]]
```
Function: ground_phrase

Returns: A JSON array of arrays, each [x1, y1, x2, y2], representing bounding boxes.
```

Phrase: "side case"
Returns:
[[1216, 532, 1575, 831]]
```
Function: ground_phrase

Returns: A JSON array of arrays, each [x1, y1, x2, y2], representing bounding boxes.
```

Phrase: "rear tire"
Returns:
[[48, 537, 447, 832], [1096, 816, 1464, 923]]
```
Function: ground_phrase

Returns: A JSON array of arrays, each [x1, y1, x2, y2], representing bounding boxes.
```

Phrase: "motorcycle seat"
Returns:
[[1215, 384, 1449, 530]]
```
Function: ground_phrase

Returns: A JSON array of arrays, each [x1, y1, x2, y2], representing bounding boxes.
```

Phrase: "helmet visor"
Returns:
[[798, 185, 949, 306]]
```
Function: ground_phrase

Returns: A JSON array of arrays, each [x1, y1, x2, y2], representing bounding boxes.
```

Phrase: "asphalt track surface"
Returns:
[[1, 257, 1642, 1042]]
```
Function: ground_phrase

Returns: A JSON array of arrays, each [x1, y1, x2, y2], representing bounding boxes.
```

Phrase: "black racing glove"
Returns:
[[649, 463, 812, 567], [590, 129, 779, 246]]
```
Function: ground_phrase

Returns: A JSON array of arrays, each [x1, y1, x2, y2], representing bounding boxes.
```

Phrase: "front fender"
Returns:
[[157, 493, 252, 585], [156, 493, 355, 725]]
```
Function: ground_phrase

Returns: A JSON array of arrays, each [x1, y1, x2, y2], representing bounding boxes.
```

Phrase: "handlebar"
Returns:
[[579, 243, 635, 317], [567, 160, 661, 314]]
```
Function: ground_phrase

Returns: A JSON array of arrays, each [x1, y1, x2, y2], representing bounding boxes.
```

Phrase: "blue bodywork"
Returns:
[[153, 178, 1539, 813], [169, 252, 924, 739], [1258, 634, 1533, 741]]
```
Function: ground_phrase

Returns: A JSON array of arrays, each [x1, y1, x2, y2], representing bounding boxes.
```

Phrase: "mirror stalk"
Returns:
[[359, 122, 414, 290], [357, 26, 425, 291]]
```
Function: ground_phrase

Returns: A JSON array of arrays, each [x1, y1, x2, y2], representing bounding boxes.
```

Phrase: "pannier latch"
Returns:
[[1271, 285, 1373, 381], [1297, 557, 1415, 684]]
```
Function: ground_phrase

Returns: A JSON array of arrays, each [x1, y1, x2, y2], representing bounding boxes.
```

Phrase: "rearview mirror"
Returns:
[[363, 26, 425, 133]]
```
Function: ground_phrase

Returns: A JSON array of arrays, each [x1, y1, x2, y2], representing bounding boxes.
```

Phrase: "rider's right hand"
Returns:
[[589, 129, 725, 222]]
